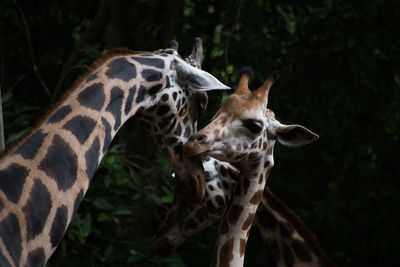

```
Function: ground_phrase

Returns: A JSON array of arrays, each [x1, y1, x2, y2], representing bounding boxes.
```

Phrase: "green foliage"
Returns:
[[1, 0, 400, 266], [1, 91, 40, 144]]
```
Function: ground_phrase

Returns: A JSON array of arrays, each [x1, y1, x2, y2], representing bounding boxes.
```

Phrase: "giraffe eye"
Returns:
[[242, 119, 263, 134]]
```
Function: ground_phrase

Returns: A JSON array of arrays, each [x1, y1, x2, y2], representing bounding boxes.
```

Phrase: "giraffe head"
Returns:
[[183, 67, 319, 169], [151, 68, 319, 256], [136, 38, 230, 203], [150, 39, 239, 255]]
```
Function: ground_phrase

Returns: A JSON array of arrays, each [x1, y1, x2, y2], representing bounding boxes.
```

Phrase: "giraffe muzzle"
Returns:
[[183, 141, 210, 158], [183, 134, 211, 158]]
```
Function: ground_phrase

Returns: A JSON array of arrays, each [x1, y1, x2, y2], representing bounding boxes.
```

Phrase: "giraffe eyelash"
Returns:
[[242, 119, 264, 134]]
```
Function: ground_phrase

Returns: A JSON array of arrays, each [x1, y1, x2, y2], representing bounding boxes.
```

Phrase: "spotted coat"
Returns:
[[152, 62, 335, 266], [0, 42, 228, 267], [183, 69, 326, 267]]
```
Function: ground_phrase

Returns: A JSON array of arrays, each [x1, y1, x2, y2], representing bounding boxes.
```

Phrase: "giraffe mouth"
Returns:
[[182, 140, 211, 158]]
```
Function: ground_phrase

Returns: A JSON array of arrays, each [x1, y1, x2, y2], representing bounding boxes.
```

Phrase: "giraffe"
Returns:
[[138, 38, 214, 203], [183, 68, 320, 266], [153, 156, 335, 267], [254, 187, 336, 267], [0, 39, 230, 267], [151, 65, 334, 266]]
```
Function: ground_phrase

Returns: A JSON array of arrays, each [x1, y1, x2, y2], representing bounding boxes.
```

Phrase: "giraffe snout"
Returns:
[[184, 134, 211, 158]]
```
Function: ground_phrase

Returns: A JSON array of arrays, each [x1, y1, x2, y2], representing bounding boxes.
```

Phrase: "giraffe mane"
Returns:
[[69, 48, 138, 93], [263, 187, 336, 267], [0, 48, 144, 159]]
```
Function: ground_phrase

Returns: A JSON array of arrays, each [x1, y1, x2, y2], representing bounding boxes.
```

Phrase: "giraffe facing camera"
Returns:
[[183, 69, 319, 266]]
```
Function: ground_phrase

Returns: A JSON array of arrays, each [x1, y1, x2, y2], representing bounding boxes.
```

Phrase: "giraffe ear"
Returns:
[[272, 124, 319, 148], [175, 60, 230, 91]]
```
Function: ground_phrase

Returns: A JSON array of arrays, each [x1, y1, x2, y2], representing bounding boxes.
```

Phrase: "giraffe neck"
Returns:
[[254, 188, 336, 267], [211, 150, 274, 267], [138, 89, 200, 170], [153, 156, 335, 267], [0, 51, 172, 267], [151, 157, 238, 255]]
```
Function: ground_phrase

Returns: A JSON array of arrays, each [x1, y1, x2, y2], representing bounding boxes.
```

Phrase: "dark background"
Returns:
[[1, 0, 399, 266]]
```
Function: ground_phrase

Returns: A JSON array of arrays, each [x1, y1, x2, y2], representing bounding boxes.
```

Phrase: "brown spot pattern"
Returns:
[[264, 160, 271, 168], [220, 219, 229, 235], [249, 189, 263, 205], [258, 173, 264, 184], [219, 238, 234, 266], [227, 204, 244, 224], [242, 212, 255, 230], [263, 142, 267, 150], [240, 238, 247, 256]]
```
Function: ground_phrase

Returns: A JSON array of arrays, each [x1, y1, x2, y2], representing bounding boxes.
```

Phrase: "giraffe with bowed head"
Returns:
[[0, 39, 229, 267], [183, 69, 321, 266], [153, 66, 335, 267]]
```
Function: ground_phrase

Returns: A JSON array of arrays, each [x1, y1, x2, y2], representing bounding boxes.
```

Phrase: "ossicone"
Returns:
[[168, 40, 179, 51], [254, 69, 279, 101], [239, 66, 253, 77], [234, 66, 253, 95], [267, 70, 279, 83]]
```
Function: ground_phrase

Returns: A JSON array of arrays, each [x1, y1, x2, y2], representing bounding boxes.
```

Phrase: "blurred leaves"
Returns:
[[2, 91, 40, 144]]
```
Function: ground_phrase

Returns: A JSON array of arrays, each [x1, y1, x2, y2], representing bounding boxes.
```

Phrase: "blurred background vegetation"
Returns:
[[1, 0, 399, 266]]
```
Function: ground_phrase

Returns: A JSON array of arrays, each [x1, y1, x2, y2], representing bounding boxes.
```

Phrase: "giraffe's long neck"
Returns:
[[211, 144, 274, 267], [153, 156, 335, 267], [254, 188, 336, 267], [0, 52, 171, 267]]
